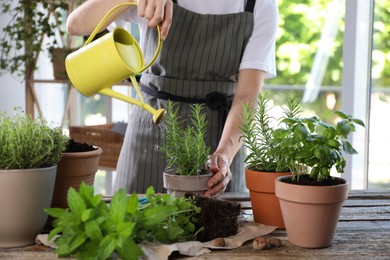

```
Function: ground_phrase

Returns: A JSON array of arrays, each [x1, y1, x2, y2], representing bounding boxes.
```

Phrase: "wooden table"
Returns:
[[1, 190, 389, 259]]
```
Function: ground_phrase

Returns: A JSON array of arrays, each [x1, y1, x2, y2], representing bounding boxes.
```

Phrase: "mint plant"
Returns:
[[159, 101, 211, 175], [45, 183, 201, 260], [0, 108, 69, 169]]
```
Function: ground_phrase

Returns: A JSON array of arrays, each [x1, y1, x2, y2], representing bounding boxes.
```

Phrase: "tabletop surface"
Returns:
[[1, 189, 389, 259]]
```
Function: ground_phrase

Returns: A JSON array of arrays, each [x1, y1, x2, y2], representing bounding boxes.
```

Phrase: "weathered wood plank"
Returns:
[[337, 220, 390, 231], [174, 231, 390, 259], [344, 199, 390, 206], [340, 206, 390, 221], [347, 190, 390, 199]]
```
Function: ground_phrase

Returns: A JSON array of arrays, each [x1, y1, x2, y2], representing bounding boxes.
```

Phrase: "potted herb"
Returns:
[[0, 108, 68, 247], [159, 101, 212, 197], [272, 99, 365, 248], [239, 92, 298, 229]]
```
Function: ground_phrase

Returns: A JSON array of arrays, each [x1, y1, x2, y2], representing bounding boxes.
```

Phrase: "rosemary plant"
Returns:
[[240, 92, 300, 172], [159, 101, 210, 176]]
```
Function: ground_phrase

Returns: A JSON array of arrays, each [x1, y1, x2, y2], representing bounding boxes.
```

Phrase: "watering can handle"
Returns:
[[84, 2, 162, 73]]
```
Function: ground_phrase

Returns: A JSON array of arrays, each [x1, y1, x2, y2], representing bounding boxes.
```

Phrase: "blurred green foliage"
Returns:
[[269, 0, 389, 88]]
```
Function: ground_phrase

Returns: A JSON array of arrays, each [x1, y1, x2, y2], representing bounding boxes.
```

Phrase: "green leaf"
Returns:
[[294, 124, 309, 140], [45, 207, 66, 218], [281, 117, 297, 125], [54, 242, 73, 257], [143, 206, 177, 226], [85, 220, 103, 241], [272, 128, 286, 139], [127, 193, 139, 214], [336, 121, 351, 137], [352, 118, 365, 127], [117, 238, 144, 260], [327, 139, 340, 148], [343, 141, 358, 154], [81, 209, 93, 222], [67, 187, 86, 218], [294, 149, 310, 159], [334, 111, 348, 119], [98, 234, 117, 260], [323, 127, 336, 139], [47, 227, 63, 240], [309, 167, 319, 178], [109, 189, 127, 222], [167, 222, 184, 241], [314, 148, 324, 159], [69, 232, 87, 252], [90, 195, 103, 208], [146, 186, 156, 205], [320, 167, 330, 178], [118, 222, 136, 238]]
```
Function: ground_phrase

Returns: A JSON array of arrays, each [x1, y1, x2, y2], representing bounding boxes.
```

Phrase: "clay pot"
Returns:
[[51, 47, 75, 80], [275, 175, 348, 248], [0, 166, 57, 247], [245, 167, 291, 229], [163, 169, 213, 197], [50, 147, 102, 208]]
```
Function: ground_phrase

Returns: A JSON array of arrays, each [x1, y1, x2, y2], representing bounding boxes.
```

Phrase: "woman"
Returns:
[[67, 0, 278, 197]]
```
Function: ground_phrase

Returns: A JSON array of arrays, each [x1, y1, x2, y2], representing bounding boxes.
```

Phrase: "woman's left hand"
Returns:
[[205, 154, 232, 197]]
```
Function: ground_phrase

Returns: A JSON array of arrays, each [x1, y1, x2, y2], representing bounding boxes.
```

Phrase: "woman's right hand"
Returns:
[[137, 0, 173, 40], [67, 0, 173, 40]]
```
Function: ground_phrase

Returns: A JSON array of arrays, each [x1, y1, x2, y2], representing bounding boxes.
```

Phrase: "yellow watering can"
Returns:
[[65, 2, 165, 124]]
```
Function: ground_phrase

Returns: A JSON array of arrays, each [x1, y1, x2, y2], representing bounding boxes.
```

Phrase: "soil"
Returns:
[[281, 174, 346, 186], [186, 193, 242, 242], [65, 139, 97, 153]]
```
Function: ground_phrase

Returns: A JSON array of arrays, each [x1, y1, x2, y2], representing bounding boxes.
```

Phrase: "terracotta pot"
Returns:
[[245, 167, 291, 229], [163, 169, 213, 197], [0, 166, 57, 247], [275, 175, 348, 248], [50, 147, 102, 208]]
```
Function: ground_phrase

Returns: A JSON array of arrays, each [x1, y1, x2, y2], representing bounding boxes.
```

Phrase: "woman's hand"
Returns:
[[137, 0, 173, 40], [67, 0, 173, 40], [205, 154, 232, 197]]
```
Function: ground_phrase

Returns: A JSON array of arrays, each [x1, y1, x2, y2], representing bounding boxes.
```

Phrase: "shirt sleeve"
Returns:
[[239, 0, 278, 79]]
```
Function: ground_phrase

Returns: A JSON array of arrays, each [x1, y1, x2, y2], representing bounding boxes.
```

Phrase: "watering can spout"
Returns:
[[152, 108, 166, 125], [65, 2, 165, 124], [98, 88, 165, 124]]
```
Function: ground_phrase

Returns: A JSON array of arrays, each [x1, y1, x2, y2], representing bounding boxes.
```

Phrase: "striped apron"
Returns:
[[114, 0, 255, 194]]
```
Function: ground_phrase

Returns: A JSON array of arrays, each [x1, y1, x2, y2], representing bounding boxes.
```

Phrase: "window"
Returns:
[[368, 0, 390, 188]]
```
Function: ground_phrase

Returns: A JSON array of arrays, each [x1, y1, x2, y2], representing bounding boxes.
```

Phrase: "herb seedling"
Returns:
[[159, 101, 211, 175]]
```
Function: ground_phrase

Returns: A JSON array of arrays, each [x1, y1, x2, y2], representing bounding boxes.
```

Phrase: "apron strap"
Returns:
[[245, 0, 256, 13], [172, 0, 256, 13], [141, 85, 233, 142]]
